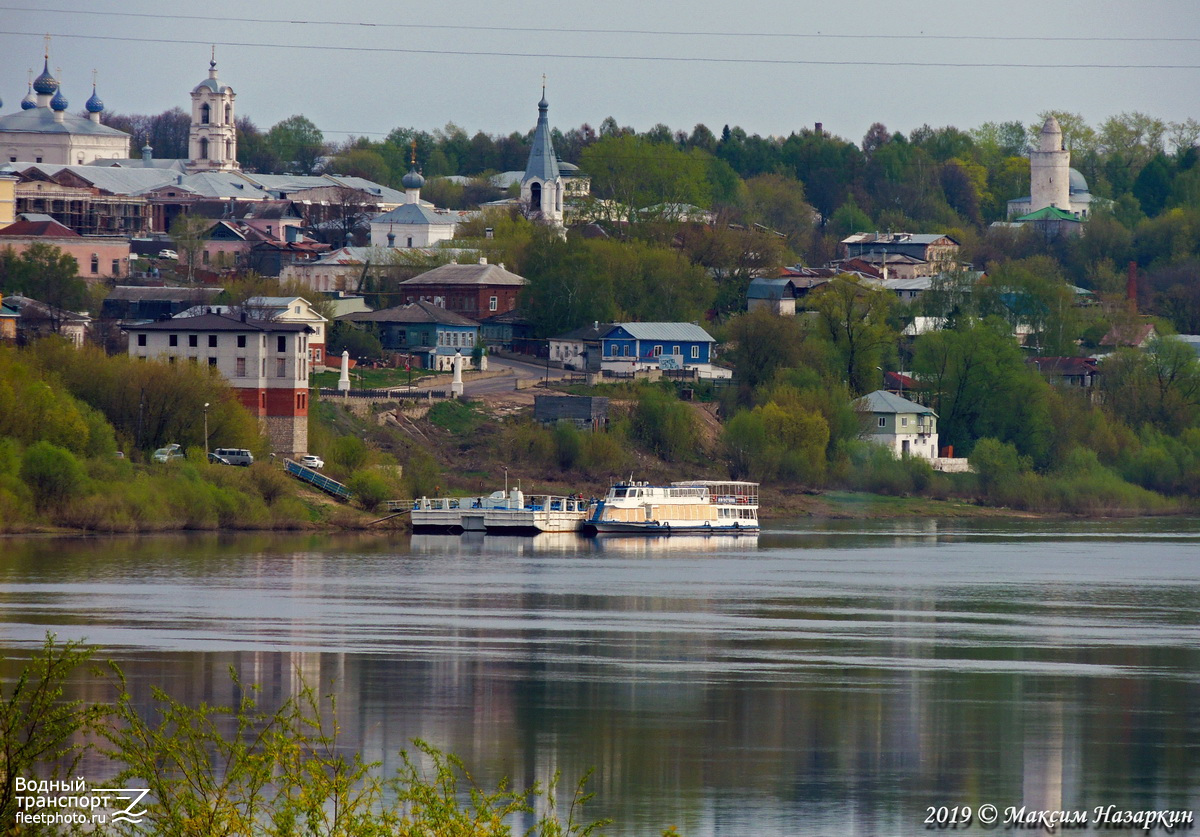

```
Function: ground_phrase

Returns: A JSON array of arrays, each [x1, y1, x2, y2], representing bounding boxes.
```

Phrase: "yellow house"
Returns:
[[0, 174, 16, 227]]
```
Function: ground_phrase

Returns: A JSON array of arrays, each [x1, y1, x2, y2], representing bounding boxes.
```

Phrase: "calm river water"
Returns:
[[1, 518, 1197, 835]]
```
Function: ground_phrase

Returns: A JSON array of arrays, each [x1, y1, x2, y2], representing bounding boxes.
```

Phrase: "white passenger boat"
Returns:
[[409, 489, 590, 533], [583, 480, 759, 534]]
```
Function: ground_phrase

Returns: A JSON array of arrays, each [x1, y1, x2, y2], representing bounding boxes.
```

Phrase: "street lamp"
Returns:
[[203, 402, 210, 458]]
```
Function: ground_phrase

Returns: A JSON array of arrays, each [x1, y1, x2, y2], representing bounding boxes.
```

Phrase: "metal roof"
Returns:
[[606, 322, 715, 342], [0, 106, 130, 137], [342, 299, 479, 327], [124, 312, 312, 333], [371, 203, 464, 227], [522, 95, 561, 183], [858, 389, 935, 416], [401, 262, 527, 287], [747, 277, 796, 300]]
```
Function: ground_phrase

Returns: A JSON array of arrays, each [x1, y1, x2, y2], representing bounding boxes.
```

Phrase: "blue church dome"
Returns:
[[32, 60, 58, 95], [21, 83, 37, 109], [50, 88, 69, 111], [85, 85, 104, 113], [402, 168, 425, 190]]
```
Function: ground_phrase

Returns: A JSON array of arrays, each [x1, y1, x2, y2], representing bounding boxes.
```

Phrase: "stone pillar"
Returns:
[[337, 350, 350, 393], [451, 350, 464, 397]]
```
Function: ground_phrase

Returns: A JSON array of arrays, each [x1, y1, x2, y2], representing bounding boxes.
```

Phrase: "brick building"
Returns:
[[124, 312, 313, 456], [396, 259, 527, 320]]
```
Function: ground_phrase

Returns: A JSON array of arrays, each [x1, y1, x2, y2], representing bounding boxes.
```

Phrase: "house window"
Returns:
[[489, 296, 498, 312], [202, 250, 210, 265], [673, 345, 680, 355], [208, 335, 217, 348], [90, 254, 99, 274], [652, 345, 663, 357], [199, 138, 208, 159], [235, 357, 246, 377], [169, 334, 178, 347], [200, 103, 210, 125], [691, 345, 699, 359], [188, 335, 198, 348], [237, 335, 246, 348], [314, 348, 322, 362], [294, 306, 301, 314], [208, 357, 217, 366], [137, 334, 147, 347], [276, 358, 286, 378], [277, 336, 286, 352], [168, 356, 176, 364], [407, 237, 413, 248], [878, 417, 886, 427], [901, 417, 908, 427], [188, 357, 198, 364]]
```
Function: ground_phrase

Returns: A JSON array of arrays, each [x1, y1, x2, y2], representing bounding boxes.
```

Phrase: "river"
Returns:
[[1, 518, 1197, 835]]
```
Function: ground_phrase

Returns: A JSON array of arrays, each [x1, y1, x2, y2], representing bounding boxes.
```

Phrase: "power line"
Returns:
[[0, 6, 1195, 44], [1, 30, 1198, 70]]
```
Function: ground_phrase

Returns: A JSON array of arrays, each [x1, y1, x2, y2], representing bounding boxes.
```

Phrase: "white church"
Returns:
[[1, 43, 238, 174], [1006, 115, 1095, 220]]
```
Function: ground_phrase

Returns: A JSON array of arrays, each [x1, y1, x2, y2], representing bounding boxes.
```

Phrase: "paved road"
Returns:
[[464, 355, 565, 396]]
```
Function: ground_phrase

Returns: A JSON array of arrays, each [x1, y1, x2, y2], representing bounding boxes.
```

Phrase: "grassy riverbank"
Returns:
[[1, 339, 1192, 535]]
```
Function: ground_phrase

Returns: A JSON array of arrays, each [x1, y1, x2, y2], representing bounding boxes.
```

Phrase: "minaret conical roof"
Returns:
[[522, 88, 560, 183]]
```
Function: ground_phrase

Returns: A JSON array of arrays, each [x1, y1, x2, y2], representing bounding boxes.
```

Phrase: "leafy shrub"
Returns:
[[348, 471, 391, 512], [631, 387, 696, 461], [19, 441, 85, 512], [553, 421, 583, 470]]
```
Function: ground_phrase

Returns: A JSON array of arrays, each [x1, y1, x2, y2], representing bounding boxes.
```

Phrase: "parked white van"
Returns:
[[213, 448, 254, 466]]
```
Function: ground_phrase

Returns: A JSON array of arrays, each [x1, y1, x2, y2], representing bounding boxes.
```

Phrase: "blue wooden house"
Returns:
[[340, 300, 480, 370], [600, 322, 727, 378]]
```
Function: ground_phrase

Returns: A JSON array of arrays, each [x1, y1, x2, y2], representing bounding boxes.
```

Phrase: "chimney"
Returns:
[[240, 311, 247, 322]]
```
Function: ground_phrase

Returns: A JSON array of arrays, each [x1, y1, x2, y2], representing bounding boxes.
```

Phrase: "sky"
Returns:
[[2, 1, 1199, 152]]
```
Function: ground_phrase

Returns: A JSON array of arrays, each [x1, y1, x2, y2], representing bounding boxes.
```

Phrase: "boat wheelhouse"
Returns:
[[585, 480, 759, 535]]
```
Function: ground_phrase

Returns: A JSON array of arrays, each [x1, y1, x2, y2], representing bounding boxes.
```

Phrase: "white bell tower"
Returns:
[[188, 48, 239, 173]]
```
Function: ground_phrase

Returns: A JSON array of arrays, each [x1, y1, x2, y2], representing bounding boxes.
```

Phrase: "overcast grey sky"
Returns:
[[3, 1, 1199, 151]]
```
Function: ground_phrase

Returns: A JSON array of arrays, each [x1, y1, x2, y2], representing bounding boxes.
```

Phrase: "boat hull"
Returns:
[[588, 520, 758, 535]]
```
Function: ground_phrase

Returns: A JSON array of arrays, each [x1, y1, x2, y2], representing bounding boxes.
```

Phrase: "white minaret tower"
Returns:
[[1030, 116, 1071, 213], [188, 47, 239, 173], [520, 81, 564, 227]]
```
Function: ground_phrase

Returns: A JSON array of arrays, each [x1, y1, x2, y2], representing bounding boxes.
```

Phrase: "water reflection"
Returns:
[[0, 520, 1197, 835]]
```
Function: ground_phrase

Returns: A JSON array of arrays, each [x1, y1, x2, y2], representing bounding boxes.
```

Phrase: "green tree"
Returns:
[[808, 275, 896, 394], [266, 114, 326, 174], [0, 243, 86, 333], [723, 310, 808, 392], [912, 317, 1053, 464], [1099, 338, 1200, 434], [169, 213, 211, 284], [580, 135, 712, 231]]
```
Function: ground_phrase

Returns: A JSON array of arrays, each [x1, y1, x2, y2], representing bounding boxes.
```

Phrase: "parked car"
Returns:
[[299, 454, 324, 470], [213, 447, 254, 466], [158, 249, 178, 260], [152, 444, 184, 463], [208, 452, 231, 465]]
